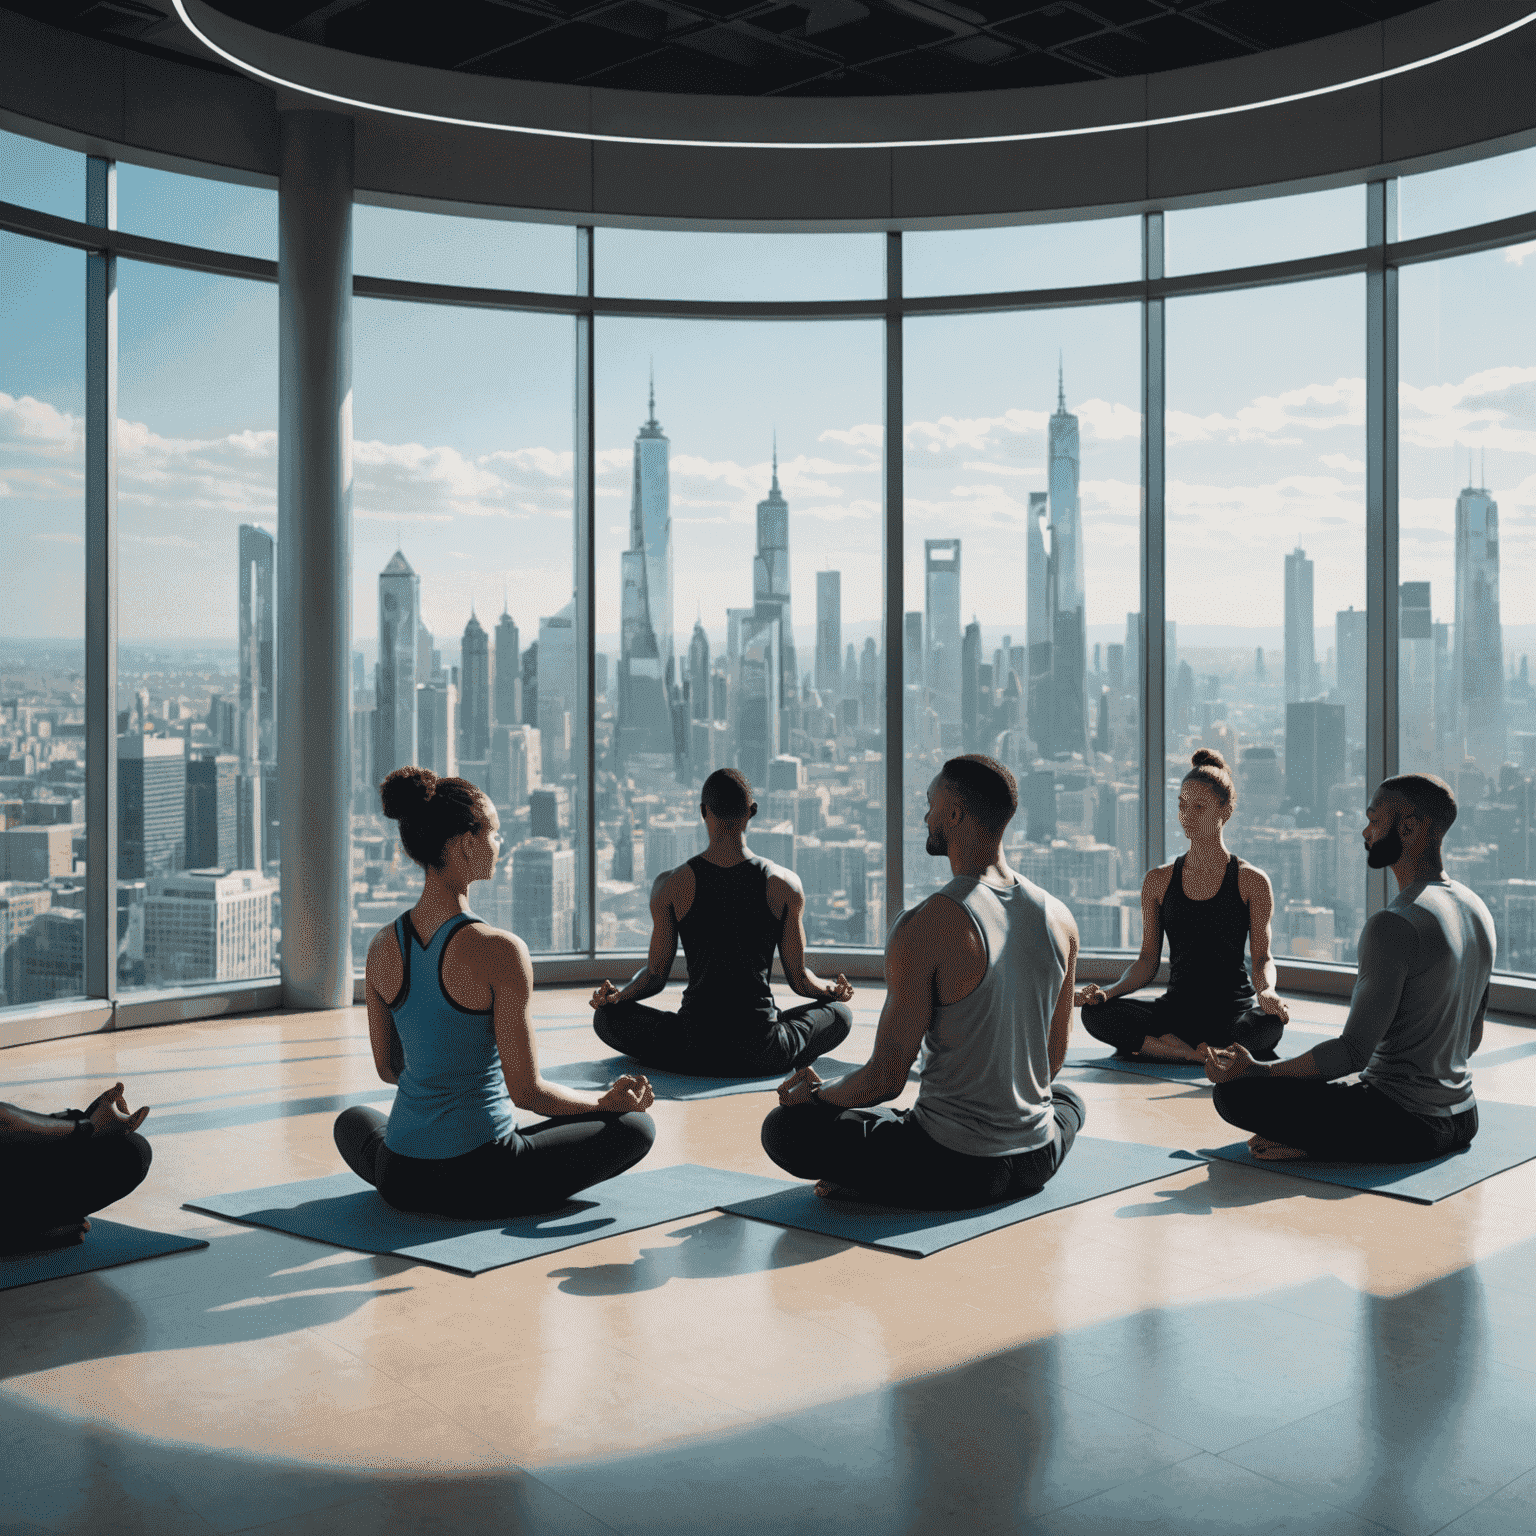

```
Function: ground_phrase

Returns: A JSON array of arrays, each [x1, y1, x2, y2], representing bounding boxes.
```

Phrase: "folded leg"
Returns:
[[1079, 996, 1163, 1056], [2, 1132, 153, 1246], [592, 999, 692, 1071], [751, 1000, 854, 1075]]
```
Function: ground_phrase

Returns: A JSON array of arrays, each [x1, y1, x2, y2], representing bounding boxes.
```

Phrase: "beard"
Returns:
[[1366, 822, 1403, 869], [926, 827, 948, 857]]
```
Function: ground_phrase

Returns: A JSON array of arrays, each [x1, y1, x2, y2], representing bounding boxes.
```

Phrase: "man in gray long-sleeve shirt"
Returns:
[[1204, 773, 1493, 1163]]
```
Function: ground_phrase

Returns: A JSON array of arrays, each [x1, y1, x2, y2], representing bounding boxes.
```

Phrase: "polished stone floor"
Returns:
[[1, 985, 1533, 1535]]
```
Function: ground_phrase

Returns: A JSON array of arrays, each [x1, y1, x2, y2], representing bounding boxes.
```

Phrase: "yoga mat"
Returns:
[[1197, 1098, 1536, 1204], [184, 1162, 800, 1275], [1, 1220, 207, 1291], [544, 1054, 867, 1100], [721, 1138, 1205, 1257]]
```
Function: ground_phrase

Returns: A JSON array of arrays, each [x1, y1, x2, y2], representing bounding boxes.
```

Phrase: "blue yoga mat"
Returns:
[[1197, 1097, 1536, 1204], [720, 1137, 1205, 1257], [1, 1220, 208, 1291], [184, 1162, 800, 1275], [544, 1055, 867, 1100]]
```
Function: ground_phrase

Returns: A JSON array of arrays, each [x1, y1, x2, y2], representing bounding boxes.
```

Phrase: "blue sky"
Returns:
[[4, 127, 1536, 673]]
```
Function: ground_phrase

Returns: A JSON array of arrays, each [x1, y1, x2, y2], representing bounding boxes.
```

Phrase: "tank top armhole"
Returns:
[[940, 884, 992, 969], [438, 916, 492, 1016], [385, 914, 412, 1011]]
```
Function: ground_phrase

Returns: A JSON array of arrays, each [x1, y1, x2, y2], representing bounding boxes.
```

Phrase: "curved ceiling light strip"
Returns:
[[171, 1, 1536, 152]]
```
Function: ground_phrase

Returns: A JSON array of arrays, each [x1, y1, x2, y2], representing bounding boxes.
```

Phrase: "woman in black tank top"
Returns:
[[588, 769, 855, 1077], [1075, 750, 1290, 1063]]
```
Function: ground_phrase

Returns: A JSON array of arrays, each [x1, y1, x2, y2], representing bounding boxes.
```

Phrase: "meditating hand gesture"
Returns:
[[1074, 983, 1107, 1009], [85, 1083, 150, 1135], [777, 1065, 824, 1108], [597, 1073, 655, 1112], [1203, 1043, 1255, 1085], [819, 973, 855, 1004], [589, 980, 623, 1010]]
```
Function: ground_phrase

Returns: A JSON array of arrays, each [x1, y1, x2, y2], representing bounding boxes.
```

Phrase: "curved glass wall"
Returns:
[[5, 126, 1536, 1013]]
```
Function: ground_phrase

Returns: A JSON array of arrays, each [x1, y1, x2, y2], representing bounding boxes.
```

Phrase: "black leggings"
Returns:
[[1082, 995, 1284, 1059], [759, 1084, 1086, 1211], [333, 1106, 656, 1219], [593, 998, 852, 1077], [0, 1132, 153, 1252], [1213, 1076, 1479, 1163]]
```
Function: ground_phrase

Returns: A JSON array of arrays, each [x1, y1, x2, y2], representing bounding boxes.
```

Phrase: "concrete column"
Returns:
[[278, 111, 354, 1010]]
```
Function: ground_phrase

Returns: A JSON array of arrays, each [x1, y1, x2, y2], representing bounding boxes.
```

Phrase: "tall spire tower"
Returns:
[[618, 379, 676, 756], [754, 435, 796, 700]]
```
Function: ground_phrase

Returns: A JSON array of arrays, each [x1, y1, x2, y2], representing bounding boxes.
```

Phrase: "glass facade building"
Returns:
[[7, 116, 1536, 1024]]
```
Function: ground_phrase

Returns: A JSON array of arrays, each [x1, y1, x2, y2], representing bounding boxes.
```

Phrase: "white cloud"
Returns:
[[1401, 365, 1536, 454], [1321, 453, 1366, 473], [1504, 240, 1536, 266]]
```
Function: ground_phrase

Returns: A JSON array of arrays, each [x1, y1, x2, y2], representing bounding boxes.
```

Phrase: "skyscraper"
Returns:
[[375, 550, 419, 777], [1400, 581, 1436, 766], [687, 618, 710, 721], [961, 618, 984, 752], [1026, 368, 1087, 757], [513, 839, 575, 952], [1335, 605, 1367, 744], [118, 734, 187, 880], [538, 601, 576, 776], [815, 570, 842, 699], [903, 612, 924, 687], [417, 678, 457, 779], [1453, 480, 1505, 772], [237, 524, 275, 770], [619, 381, 675, 756], [493, 604, 521, 726], [734, 610, 782, 787], [754, 442, 796, 701], [1286, 700, 1346, 821], [925, 539, 961, 735], [459, 610, 491, 764], [186, 751, 239, 869], [1285, 545, 1315, 703]]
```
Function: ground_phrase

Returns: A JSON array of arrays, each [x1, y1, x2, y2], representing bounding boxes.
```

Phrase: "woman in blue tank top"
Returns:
[[333, 767, 655, 1218], [1074, 749, 1290, 1064]]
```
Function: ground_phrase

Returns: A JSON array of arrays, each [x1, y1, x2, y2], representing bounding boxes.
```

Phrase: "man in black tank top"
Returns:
[[589, 769, 854, 1077]]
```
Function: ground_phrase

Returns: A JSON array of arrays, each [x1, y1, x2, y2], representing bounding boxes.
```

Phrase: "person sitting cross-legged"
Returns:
[[760, 754, 1085, 1211], [1075, 749, 1289, 1065], [588, 767, 854, 1079], [1204, 773, 1493, 1164], [1, 1084, 152, 1256], [335, 767, 656, 1219]]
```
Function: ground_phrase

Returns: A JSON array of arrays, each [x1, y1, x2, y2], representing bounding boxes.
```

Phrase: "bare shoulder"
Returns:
[[456, 922, 532, 981], [905, 890, 975, 943], [765, 863, 804, 902], [366, 922, 402, 991], [1236, 860, 1273, 902], [1143, 863, 1175, 901], [1047, 894, 1079, 947], [654, 863, 694, 907], [366, 922, 401, 966]]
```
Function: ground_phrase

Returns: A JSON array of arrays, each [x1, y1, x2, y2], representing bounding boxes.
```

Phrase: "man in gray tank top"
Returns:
[[761, 755, 1086, 1211], [588, 769, 854, 1077], [1206, 774, 1494, 1163]]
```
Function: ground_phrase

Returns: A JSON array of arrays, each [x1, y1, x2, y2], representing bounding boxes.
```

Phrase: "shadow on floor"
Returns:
[[4, 1235, 1532, 1534]]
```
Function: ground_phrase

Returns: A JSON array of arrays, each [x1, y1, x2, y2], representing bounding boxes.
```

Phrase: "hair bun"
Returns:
[[1190, 748, 1228, 771], [379, 765, 438, 822]]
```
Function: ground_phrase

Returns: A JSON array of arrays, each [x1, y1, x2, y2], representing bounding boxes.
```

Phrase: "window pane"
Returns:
[[1166, 276, 1366, 964], [1400, 246, 1536, 976], [596, 319, 885, 951], [0, 233, 88, 1013], [904, 219, 1141, 298], [1165, 186, 1364, 276], [353, 300, 576, 962], [115, 261, 279, 993], [352, 204, 576, 293], [596, 230, 883, 302], [0, 127, 82, 221], [116, 163, 277, 261], [903, 307, 1142, 950], [1400, 143, 1536, 241]]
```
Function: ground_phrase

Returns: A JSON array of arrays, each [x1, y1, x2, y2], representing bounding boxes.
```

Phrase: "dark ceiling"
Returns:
[[3, 0, 1440, 98]]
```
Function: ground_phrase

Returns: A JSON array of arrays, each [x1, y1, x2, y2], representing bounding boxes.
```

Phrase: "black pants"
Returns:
[[759, 1084, 1086, 1211], [0, 1132, 153, 1251], [333, 1105, 655, 1219], [593, 997, 852, 1078], [1082, 995, 1284, 1059], [1213, 1076, 1479, 1163]]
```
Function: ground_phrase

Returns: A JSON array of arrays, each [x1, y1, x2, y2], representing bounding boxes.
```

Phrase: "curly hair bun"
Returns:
[[1190, 748, 1228, 772], [379, 765, 437, 822]]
